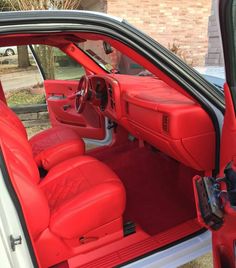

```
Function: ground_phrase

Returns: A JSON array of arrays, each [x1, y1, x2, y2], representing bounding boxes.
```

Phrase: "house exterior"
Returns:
[[205, 0, 224, 66], [80, 0, 223, 67]]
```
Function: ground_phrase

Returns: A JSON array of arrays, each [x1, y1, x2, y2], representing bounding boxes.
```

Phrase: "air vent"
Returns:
[[162, 114, 169, 133]]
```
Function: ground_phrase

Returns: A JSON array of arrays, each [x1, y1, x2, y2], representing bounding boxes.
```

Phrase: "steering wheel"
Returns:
[[75, 75, 89, 113]]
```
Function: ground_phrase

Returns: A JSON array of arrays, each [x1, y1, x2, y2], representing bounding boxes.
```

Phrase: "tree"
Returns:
[[2, 0, 82, 78], [17, 46, 31, 68], [5, 0, 81, 11], [0, 0, 11, 11], [0, 1, 31, 67], [34, 45, 55, 79]]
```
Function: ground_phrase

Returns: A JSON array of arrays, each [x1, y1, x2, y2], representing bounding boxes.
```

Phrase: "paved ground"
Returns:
[[1, 68, 43, 92], [0, 66, 84, 92], [0, 54, 84, 92]]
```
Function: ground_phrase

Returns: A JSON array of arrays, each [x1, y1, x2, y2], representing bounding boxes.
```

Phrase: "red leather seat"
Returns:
[[0, 124, 126, 267], [29, 126, 85, 170], [0, 100, 85, 170], [40, 156, 125, 239]]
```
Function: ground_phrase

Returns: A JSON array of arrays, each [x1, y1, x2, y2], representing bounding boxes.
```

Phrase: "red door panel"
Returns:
[[195, 1, 236, 267], [212, 84, 236, 268], [193, 84, 236, 268], [45, 80, 105, 140]]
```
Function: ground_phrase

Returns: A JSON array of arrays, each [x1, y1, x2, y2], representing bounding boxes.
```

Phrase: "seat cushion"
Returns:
[[29, 126, 85, 170], [40, 156, 126, 239]]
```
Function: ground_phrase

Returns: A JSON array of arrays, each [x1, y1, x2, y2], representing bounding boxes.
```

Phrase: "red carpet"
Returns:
[[90, 142, 199, 235]]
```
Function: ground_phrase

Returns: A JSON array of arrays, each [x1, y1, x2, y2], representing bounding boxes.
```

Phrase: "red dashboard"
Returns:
[[89, 74, 215, 171]]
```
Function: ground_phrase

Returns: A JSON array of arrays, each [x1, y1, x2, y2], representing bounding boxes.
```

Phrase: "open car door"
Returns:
[[193, 0, 236, 267], [32, 45, 106, 140]]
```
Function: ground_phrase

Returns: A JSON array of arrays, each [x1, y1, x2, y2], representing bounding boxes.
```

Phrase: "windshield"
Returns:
[[77, 39, 225, 91], [77, 40, 153, 76]]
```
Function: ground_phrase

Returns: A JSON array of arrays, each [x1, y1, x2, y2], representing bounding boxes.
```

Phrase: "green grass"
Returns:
[[7, 89, 46, 106]]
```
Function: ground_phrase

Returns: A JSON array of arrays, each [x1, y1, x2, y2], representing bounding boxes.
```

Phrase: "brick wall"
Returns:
[[107, 0, 211, 66], [81, 0, 212, 67]]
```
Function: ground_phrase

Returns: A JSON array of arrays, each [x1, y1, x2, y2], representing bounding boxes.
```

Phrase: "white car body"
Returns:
[[0, 46, 17, 56]]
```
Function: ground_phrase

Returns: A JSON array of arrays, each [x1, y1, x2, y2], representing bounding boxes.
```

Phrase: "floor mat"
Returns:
[[90, 142, 198, 235]]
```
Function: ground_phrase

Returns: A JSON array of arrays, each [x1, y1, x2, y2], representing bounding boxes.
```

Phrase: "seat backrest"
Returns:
[[0, 100, 27, 139], [0, 81, 7, 104], [0, 123, 50, 238]]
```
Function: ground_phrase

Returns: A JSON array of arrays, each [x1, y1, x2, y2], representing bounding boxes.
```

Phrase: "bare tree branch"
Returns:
[[3, 0, 82, 10]]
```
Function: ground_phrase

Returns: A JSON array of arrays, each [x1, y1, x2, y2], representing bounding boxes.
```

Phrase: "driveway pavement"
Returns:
[[0, 69, 43, 92], [0, 62, 83, 92], [0, 54, 43, 92]]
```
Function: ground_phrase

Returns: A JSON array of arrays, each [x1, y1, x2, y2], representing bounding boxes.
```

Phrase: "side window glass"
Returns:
[[0, 45, 45, 107], [33, 45, 85, 80]]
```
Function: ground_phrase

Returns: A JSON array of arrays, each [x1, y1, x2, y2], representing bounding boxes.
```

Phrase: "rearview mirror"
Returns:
[[103, 41, 113, 54]]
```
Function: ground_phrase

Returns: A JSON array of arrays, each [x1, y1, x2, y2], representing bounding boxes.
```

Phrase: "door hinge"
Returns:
[[10, 235, 22, 251]]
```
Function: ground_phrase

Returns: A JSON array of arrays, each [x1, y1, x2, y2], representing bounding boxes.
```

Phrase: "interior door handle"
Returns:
[[63, 104, 71, 111]]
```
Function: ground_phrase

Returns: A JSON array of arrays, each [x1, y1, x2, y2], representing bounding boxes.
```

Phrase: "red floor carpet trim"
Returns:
[[53, 142, 202, 268], [90, 141, 199, 235]]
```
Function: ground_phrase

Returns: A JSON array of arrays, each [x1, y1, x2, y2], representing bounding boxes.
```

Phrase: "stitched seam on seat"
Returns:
[[41, 158, 97, 185], [45, 169, 91, 213]]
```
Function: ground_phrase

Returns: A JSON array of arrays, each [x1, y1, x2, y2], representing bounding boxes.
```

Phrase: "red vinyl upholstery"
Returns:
[[40, 156, 125, 239], [0, 122, 126, 266], [0, 81, 7, 104], [0, 100, 85, 170], [29, 127, 85, 170], [0, 100, 28, 138]]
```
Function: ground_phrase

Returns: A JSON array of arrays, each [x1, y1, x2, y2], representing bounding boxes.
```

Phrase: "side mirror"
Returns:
[[103, 41, 113, 54]]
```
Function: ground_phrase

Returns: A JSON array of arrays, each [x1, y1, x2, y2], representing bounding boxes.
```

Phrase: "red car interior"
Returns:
[[89, 140, 200, 236], [0, 81, 7, 104], [44, 80, 105, 140], [0, 100, 85, 170], [87, 74, 215, 172], [0, 121, 126, 267], [0, 32, 218, 268]]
